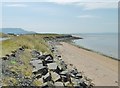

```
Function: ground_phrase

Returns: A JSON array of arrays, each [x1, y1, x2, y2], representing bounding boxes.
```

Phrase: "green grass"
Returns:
[[1, 34, 61, 57]]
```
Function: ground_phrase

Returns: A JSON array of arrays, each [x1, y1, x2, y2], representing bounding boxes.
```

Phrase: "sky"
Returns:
[[0, 0, 119, 34]]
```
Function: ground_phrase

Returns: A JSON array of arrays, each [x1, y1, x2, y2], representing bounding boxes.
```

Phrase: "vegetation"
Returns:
[[1, 34, 60, 57], [1, 33, 61, 86], [0, 32, 8, 38]]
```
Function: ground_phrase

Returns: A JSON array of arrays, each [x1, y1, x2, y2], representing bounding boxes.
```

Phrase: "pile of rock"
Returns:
[[30, 49, 93, 87]]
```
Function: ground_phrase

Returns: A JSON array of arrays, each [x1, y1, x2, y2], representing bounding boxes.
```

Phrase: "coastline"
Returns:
[[56, 41, 118, 86], [70, 41, 119, 61], [1, 34, 118, 86], [1, 35, 93, 87]]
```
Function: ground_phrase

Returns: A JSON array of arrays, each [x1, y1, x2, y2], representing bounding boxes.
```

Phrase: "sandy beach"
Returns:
[[56, 42, 118, 86]]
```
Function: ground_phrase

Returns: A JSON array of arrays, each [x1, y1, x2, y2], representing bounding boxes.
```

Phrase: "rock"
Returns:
[[51, 72, 61, 82], [84, 81, 91, 87], [11, 53, 16, 57], [61, 75, 68, 82], [35, 74, 42, 79], [42, 81, 54, 88], [60, 70, 68, 76], [31, 50, 41, 57], [38, 55, 46, 60], [71, 78, 80, 87], [5, 54, 10, 57], [64, 81, 71, 87], [76, 73, 82, 79], [19, 47, 24, 51], [57, 65, 62, 71], [47, 63, 58, 71], [54, 82, 64, 86], [30, 59, 42, 66], [45, 56, 53, 63], [2, 57, 8, 60], [80, 81, 88, 88], [31, 58, 38, 61], [32, 69, 38, 75], [41, 82, 49, 88], [11, 50, 17, 53], [70, 73, 76, 78], [70, 68, 78, 76], [43, 72, 51, 83], [32, 66, 48, 75], [57, 55, 61, 58], [60, 62, 67, 70]]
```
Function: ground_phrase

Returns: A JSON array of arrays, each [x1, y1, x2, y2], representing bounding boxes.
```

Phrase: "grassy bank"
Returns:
[[1, 33, 62, 86], [1, 34, 61, 57]]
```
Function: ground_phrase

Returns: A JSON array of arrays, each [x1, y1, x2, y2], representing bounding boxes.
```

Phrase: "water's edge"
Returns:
[[67, 40, 119, 61]]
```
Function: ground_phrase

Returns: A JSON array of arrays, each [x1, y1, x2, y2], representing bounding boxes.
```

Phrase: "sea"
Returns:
[[0, 38, 9, 41], [73, 33, 118, 60]]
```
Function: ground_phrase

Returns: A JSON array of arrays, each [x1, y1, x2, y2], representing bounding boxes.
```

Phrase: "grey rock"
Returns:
[[76, 73, 82, 79], [60, 70, 68, 76], [45, 56, 53, 63], [30, 59, 42, 66], [32, 66, 48, 75], [47, 63, 58, 70], [35, 73, 42, 79], [54, 82, 64, 86], [61, 75, 68, 82], [43, 72, 51, 83], [2, 57, 8, 60], [51, 72, 61, 82]]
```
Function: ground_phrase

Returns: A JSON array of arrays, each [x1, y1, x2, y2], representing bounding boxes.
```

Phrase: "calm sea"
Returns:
[[73, 33, 118, 59], [0, 38, 9, 41]]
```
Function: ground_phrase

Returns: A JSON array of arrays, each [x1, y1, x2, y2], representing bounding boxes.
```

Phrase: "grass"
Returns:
[[0, 32, 15, 38], [1, 34, 61, 57], [0, 32, 8, 38], [2, 77, 18, 86]]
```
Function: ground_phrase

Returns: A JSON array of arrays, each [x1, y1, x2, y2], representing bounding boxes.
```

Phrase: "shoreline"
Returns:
[[1, 34, 118, 86], [70, 41, 119, 61], [56, 41, 118, 86]]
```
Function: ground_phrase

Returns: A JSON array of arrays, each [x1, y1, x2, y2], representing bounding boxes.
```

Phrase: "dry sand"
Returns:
[[56, 42, 118, 86]]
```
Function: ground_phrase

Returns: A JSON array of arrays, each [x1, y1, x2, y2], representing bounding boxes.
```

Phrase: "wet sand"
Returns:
[[56, 42, 118, 86]]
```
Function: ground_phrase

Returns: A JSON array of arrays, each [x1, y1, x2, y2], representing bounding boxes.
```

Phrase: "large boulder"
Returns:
[[47, 63, 58, 71], [45, 56, 54, 63], [51, 72, 61, 82], [32, 66, 48, 75], [54, 82, 64, 86], [30, 59, 42, 67], [43, 73, 51, 83]]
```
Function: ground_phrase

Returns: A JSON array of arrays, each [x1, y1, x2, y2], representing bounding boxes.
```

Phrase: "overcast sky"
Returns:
[[1, 0, 119, 33]]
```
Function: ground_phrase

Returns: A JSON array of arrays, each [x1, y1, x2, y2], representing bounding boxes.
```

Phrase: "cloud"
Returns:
[[5, 4, 28, 7], [47, 0, 119, 3], [48, 0, 118, 10], [77, 15, 97, 18], [77, 2, 118, 10], [3, 0, 119, 3], [3, 0, 119, 9]]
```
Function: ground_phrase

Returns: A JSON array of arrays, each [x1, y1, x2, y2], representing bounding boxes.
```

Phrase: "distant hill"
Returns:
[[0, 28, 36, 34]]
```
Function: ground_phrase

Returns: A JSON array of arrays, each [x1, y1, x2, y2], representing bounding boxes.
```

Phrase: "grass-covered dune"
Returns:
[[1, 34, 60, 57]]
